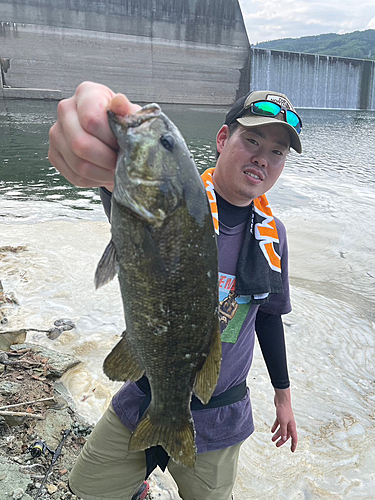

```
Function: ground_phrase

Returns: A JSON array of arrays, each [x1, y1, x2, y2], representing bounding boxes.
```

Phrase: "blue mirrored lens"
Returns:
[[252, 101, 281, 117], [286, 110, 302, 134]]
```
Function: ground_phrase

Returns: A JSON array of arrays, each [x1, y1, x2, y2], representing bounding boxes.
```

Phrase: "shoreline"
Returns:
[[0, 341, 179, 500], [0, 342, 93, 500]]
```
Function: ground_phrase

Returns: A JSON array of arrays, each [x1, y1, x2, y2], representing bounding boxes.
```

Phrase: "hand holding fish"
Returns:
[[48, 81, 140, 189]]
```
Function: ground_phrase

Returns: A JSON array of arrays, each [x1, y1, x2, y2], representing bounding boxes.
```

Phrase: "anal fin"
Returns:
[[193, 321, 222, 404], [103, 331, 144, 382]]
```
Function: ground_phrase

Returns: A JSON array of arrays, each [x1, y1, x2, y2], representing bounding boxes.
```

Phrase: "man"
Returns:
[[49, 83, 300, 500]]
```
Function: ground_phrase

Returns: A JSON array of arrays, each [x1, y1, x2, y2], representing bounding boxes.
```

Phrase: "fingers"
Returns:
[[271, 419, 298, 452], [75, 82, 118, 148], [48, 137, 115, 189], [59, 100, 117, 170], [270, 419, 278, 434], [271, 418, 287, 447], [271, 429, 287, 448], [48, 82, 135, 188], [289, 425, 298, 453], [49, 110, 117, 188]]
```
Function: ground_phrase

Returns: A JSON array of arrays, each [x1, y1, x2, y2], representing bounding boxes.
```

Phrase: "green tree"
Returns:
[[254, 30, 375, 61]]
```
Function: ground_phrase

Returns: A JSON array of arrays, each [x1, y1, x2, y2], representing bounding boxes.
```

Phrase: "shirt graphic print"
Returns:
[[219, 272, 252, 344]]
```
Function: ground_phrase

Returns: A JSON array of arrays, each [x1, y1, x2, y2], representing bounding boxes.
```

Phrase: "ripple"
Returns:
[[1, 101, 375, 499]]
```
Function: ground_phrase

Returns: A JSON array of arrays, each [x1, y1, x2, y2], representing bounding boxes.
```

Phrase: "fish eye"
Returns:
[[160, 134, 175, 151]]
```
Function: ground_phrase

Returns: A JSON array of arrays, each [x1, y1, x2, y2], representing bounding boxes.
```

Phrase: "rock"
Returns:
[[2, 414, 27, 426], [34, 408, 74, 450], [47, 484, 58, 494], [12, 488, 24, 499], [0, 330, 27, 352], [0, 381, 23, 397], [11, 343, 81, 378], [46, 328, 63, 340], [0, 460, 33, 499]]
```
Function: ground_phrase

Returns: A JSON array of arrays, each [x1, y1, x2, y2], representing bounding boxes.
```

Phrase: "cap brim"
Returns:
[[237, 115, 302, 154]]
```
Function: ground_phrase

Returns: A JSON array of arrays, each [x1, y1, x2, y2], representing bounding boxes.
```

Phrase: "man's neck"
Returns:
[[215, 191, 253, 227]]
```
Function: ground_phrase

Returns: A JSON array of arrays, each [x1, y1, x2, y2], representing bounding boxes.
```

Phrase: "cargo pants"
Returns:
[[69, 404, 243, 500]]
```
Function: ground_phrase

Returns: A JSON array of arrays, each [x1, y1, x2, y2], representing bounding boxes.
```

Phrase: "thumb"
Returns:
[[109, 93, 141, 116]]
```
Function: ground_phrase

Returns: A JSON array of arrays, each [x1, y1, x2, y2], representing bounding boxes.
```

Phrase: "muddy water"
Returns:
[[1, 100, 375, 499]]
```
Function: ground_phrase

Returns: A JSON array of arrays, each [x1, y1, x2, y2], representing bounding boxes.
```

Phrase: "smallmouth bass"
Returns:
[[95, 103, 221, 468]]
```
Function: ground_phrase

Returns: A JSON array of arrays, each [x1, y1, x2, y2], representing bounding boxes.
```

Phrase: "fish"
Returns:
[[95, 103, 221, 468]]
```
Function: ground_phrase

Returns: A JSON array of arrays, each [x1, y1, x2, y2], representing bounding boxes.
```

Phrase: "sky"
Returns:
[[239, 0, 375, 45]]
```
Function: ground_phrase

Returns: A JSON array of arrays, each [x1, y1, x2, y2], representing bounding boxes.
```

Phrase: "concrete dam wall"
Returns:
[[250, 48, 375, 110], [2, 1, 374, 109], [0, 0, 250, 104]]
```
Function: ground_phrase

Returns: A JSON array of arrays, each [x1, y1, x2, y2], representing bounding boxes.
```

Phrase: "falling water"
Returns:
[[250, 48, 375, 110]]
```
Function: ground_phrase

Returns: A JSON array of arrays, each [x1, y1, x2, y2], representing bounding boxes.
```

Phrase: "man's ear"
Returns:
[[216, 125, 230, 154]]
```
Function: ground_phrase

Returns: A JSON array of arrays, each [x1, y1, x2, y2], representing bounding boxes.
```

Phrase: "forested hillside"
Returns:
[[254, 30, 375, 60]]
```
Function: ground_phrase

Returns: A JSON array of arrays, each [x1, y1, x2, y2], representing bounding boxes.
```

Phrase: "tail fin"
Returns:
[[129, 411, 196, 468]]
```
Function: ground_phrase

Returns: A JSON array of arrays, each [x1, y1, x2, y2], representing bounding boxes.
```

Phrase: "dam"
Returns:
[[1, 0, 375, 109], [0, 0, 250, 104]]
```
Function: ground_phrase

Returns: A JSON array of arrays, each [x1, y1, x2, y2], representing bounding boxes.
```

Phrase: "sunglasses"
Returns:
[[247, 100, 302, 134]]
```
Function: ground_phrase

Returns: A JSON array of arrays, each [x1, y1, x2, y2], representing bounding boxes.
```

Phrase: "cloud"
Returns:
[[239, 0, 375, 43]]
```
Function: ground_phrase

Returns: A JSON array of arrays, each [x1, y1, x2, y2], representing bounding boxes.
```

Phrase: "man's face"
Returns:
[[213, 123, 290, 206]]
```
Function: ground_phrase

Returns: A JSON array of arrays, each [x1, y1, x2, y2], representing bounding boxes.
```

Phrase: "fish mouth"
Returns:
[[108, 103, 161, 131]]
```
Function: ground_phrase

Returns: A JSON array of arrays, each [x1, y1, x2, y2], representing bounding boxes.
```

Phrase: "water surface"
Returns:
[[1, 99, 375, 499]]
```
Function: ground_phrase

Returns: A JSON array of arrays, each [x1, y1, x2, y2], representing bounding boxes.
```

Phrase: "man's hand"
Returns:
[[271, 387, 298, 452], [48, 81, 140, 190]]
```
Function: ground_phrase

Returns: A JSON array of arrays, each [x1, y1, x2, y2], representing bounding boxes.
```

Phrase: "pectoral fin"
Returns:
[[95, 239, 117, 289], [193, 321, 222, 404], [103, 331, 145, 382]]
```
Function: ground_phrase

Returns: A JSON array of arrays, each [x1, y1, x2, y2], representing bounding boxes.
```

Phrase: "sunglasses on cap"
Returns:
[[247, 100, 302, 134]]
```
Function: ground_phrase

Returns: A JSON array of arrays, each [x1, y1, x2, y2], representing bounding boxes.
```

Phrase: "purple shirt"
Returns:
[[112, 217, 291, 453]]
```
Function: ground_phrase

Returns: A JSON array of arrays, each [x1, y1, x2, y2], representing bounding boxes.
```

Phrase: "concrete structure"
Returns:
[[250, 48, 375, 110], [0, 0, 250, 104], [2, 1, 373, 109]]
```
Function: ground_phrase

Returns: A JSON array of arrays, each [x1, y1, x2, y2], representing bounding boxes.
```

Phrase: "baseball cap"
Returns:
[[225, 90, 302, 153]]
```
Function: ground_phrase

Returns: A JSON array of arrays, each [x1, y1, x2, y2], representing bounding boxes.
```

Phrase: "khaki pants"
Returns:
[[69, 404, 243, 500]]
